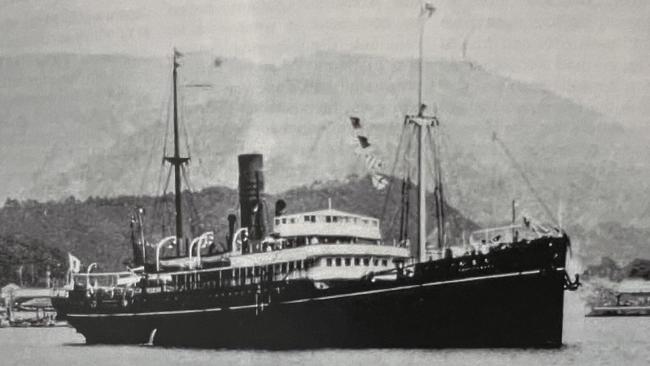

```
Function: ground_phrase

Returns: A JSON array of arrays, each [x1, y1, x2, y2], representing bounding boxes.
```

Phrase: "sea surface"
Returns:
[[2, 294, 649, 366]]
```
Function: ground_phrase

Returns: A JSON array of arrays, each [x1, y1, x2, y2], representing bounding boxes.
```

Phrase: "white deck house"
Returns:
[[158, 208, 409, 284], [273, 208, 382, 245]]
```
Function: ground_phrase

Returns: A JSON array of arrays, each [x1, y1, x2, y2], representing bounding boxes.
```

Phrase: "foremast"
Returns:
[[163, 49, 190, 257]]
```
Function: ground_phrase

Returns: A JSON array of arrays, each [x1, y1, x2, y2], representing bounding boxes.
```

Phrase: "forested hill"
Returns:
[[0, 175, 477, 277]]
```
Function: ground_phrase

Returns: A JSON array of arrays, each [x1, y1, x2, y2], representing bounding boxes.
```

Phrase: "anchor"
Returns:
[[564, 272, 581, 291]]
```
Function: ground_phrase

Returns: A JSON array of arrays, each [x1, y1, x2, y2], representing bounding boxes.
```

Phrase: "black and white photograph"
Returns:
[[0, 0, 648, 364]]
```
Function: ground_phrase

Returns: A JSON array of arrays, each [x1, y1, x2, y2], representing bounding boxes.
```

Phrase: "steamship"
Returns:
[[52, 8, 580, 348]]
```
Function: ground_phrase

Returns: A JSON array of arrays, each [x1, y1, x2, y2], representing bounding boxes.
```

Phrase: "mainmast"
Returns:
[[164, 48, 190, 256], [405, 3, 443, 262]]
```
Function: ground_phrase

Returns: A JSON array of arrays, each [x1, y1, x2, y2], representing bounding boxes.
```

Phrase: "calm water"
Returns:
[[2, 294, 649, 366]]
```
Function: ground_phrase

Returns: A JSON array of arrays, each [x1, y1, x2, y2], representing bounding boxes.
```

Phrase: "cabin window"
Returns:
[[373, 259, 379, 266], [282, 218, 287, 224], [290, 218, 296, 224], [310, 215, 316, 223], [282, 263, 287, 273], [345, 258, 351, 266], [382, 259, 388, 266], [289, 262, 294, 271], [363, 258, 370, 266], [326, 258, 332, 267], [297, 260, 303, 270], [332, 216, 338, 223], [275, 219, 280, 225], [304, 215, 310, 222], [354, 257, 360, 266], [275, 264, 281, 272], [373, 220, 378, 226], [335, 258, 342, 266], [363, 219, 369, 225], [326, 216, 332, 223]]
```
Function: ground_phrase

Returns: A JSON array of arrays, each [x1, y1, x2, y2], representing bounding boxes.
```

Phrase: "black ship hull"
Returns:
[[54, 236, 573, 348], [61, 270, 566, 348]]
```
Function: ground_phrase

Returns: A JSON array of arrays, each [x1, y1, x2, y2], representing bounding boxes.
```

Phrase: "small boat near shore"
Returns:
[[587, 279, 650, 317]]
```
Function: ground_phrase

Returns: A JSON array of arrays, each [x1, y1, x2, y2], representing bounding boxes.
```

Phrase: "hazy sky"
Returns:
[[1, 0, 649, 126]]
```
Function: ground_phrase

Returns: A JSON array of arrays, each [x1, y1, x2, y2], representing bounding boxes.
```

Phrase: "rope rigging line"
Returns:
[[426, 125, 446, 247], [150, 56, 175, 237], [382, 122, 416, 239], [379, 122, 408, 225], [159, 164, 174, 236], [181, 164, 201, 237], [387, 123, 421, 242], [398, 124, 420, 240], [178, 85, 192, 160], [139, 75, 171, 197], [161, 56, 174, 161], [491, 130, 558, 226]]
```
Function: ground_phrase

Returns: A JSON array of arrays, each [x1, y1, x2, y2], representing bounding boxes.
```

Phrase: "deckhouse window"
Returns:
[[326, 258, 332, 266], [382, 259, 388, 266], [363, 258, 370, 266], [373, 259, 379, 266], [354, 258, 360, 266], [335, 258, 341, 266], [326, 216, 332, 223], [345, 258, 351, 266]]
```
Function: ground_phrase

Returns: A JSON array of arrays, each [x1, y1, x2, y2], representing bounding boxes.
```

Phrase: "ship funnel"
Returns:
[[238, 154, 266, 242], [275, 199, 287, 217]]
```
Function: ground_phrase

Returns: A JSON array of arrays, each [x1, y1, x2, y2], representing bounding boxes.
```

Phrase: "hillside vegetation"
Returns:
[[0, 175, 476, 275]]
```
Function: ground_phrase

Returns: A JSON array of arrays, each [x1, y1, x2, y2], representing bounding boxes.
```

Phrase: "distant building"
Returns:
[[583, 257, 625, 281]]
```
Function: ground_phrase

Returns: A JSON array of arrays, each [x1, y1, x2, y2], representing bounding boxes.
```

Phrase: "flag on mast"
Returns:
[[174, 48, 183, 68], [348, 116, 389, 190], [371, 173, 389, 190], [420, 2, 436, 18], [350, 116, 362, 129], [68, 253, 81, 274]]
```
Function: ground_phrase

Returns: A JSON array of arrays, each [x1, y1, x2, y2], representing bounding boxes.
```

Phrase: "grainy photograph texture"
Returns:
[[0, 0, 648, 365]]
